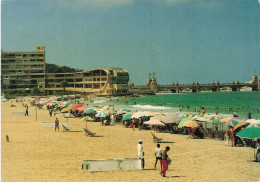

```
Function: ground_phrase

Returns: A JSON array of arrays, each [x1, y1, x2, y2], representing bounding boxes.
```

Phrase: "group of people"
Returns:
[[137, 140, 171, 177]]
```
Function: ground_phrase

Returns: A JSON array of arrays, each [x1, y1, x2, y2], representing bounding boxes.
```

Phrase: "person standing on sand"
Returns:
[[224, 128, 230, 146], [25, 106, 29, 116], [55, 118, 59, 132], [230, 127, 235, 147], [154, 144, 162, 170], [160, 146, 170, 177], [137, 140, 144, 169]]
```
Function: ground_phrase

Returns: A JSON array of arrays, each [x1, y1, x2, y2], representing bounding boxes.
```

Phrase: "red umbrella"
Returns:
[[72, 104, 84, 111]]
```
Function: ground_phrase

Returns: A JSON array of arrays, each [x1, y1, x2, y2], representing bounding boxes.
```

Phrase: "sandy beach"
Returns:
[[1, 101, 260, 182]]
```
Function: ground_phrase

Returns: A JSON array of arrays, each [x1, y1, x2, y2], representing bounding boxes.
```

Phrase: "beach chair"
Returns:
[[62, 124, 70, 132], [84, 128, 96, 137], [150, 132, 163, 143]]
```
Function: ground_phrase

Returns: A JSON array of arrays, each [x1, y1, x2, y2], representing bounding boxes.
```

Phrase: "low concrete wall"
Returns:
[[11, 111, 25, 115], [82, 158, 142, 172], [42, 122, 68, 127]]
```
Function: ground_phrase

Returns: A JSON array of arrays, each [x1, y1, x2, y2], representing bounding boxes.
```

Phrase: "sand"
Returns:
[[1, 101, 260, 182]]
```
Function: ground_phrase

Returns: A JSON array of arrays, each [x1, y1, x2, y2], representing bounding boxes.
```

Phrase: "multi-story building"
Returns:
[[45, 68, 129, 96], [1, 46, 129, 96], [1, 46, 46, 92]]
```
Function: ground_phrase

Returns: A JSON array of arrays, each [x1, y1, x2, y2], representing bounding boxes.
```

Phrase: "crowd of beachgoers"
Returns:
[[6, 95, 260, 151]]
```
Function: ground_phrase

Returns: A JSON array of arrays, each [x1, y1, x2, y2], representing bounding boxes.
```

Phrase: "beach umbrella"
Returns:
[[77, 107, 87, 112], [245, 119, 260, 125], [72, 104, 84, 111], [233, 122, 250, 132], [212, 119, 222, 123], [182, 120, 199, 128], [95, 111, 108, 118], [47, 103, 55, 107], [206, 115, 222, 120], [178, 118, 192, 128], [81, 116, 93, 121], [162, 114, 181, 124], [61, 107, 71, 113], [65, 102, 73, 107], [84, 108, 97, 114], [196, 117, 212, 122], [81, 116, 94, 129], [63, 113, 74, 122], [236, 124, 260, 139], [226, 119, 242, 129], [144, 120, 165, 126], [63, 113, 74, 118], [131, 111, 153, 119], [122, 113, 132, 120]]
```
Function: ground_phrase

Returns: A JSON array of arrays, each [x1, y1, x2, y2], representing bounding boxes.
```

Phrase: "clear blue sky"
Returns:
[[1, 0, 260, 85]]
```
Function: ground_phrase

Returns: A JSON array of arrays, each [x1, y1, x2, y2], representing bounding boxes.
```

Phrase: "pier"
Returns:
[[129, 74, 260, 94]]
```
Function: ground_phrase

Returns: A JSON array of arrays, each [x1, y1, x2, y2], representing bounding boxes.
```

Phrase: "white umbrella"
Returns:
[[162, 114, 181, 124], [131, 111, 153, 118]]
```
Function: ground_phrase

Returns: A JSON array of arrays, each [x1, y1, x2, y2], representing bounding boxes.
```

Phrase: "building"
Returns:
[[45, 68, 129, 96], [1, 46, 129, 96], [1, 46, 46, 93]]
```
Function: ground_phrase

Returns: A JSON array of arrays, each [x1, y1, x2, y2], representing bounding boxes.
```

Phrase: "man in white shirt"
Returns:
[[154, 143, 162, 170], [137, 140, 144, 169]]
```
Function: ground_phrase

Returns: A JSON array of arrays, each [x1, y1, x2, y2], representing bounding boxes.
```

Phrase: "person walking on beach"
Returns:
[[137, 140, 144, 169], [154, 144, 162, 170], [224, 128, 230, 146], [25, 106, 29, 116], [160, 146, 170, 177], [55, 118, 59, 132], [230, 127, 235, 147]]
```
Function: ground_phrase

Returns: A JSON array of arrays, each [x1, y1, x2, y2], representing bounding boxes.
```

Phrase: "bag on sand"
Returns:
[[166, 157, 171, 165]]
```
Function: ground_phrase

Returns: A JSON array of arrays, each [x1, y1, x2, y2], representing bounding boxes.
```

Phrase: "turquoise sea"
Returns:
[[111, 92, 260, 119]]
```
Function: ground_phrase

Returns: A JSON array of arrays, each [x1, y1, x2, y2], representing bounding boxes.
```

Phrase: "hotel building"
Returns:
[[1, 46, 129, 96], [1, 46, 46, 92]]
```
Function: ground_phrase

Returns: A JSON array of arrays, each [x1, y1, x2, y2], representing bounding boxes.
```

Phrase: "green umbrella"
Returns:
[[95, 111, 108, 118], [212, 119, 222, 123], [236, 124, 260, 139], [122, 113, 132, 120], [178, 118, 192, 128], [84, 108, 96, 114]]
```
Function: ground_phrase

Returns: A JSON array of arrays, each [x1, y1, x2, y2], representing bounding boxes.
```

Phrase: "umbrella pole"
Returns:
[[254, 148, 256, 161]]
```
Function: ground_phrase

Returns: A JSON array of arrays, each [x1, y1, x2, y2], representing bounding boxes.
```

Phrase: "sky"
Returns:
[[1, 0, 260, 85]]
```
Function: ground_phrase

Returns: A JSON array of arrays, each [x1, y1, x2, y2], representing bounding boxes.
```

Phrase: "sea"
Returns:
[[89, 92, 260, 120]]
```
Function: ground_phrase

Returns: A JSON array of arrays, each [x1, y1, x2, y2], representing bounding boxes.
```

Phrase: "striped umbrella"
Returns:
[[95, 111, 108, 118]]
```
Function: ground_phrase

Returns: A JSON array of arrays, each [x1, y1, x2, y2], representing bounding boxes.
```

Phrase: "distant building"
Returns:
[[1, 46, 46, 92], [45, 68, 129, 96], [1, 46, 129, 96]]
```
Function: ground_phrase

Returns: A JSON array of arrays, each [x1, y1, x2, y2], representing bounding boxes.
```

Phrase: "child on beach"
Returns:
[[55, 118, 59, 132]]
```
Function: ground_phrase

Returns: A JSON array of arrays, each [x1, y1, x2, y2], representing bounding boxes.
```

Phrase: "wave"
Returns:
[[93, 100, 107, 104], [132, 104, 170, 110]]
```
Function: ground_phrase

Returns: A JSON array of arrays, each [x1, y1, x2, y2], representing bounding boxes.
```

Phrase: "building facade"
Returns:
[[1, 46, 46, 93], [1, 46, 129, 96], [45, 68, 129, 96]]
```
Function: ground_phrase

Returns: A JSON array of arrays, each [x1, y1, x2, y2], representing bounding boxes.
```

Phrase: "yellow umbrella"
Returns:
[[182, 120, 199, 128], [81, 116, 93, 129], [61, 107, 71, 113], [81, 116, 93, 121]]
